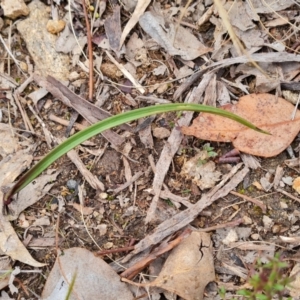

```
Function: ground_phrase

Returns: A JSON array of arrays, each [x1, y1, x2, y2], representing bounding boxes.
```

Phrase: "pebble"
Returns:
[[69, 71, 80, 81], [251, 233, 260, 240], [46, 19, 66, 34], [282, 176, 293, 186], [19, 61, 28, 72], [272, 224, 281, 234], [66, 179, 78, 190], [243, 215, 252, 225], [99, 192, 108, 200], [156, 83, 169, 94], [222, 229, 238, 245], [280, 201, 288, 209], [1, 0, 29, 19], [262, 215, 273, 229], [153, 127, 171, 139], [51, 198, 58, 205], [103, 242, 113, 249], [293, 177, 300, 194]]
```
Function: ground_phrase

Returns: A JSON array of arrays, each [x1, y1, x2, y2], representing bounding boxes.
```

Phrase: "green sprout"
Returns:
[[220, 253, 292, 300], [3, 103, 267, 207]]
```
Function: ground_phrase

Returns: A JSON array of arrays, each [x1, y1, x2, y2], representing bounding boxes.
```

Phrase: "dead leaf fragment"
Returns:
[[72, 203, 94, 215], [152, 231, 215, 300], [8, 170, 61, 220], [0, 195, 45, 267], [293, 177, 300, 194], [119, 0, 151, 49], [181, 151, 221, 190], [0, 124, 18, 157], [182, 93, 300, 157], [288, 263, 300, 298], [139, 11, 211, 60], [42, 248, 134, 300]]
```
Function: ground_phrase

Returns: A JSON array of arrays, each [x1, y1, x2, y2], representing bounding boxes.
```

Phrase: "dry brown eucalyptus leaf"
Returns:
[[152, 231, 214, 300], [182, 93, 300, 157]]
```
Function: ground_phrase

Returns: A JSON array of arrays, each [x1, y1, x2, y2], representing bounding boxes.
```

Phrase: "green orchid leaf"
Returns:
[[3, 103, 267, 205]]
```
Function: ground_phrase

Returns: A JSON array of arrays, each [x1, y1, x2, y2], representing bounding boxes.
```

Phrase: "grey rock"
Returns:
[[16, 0, 69, 80]]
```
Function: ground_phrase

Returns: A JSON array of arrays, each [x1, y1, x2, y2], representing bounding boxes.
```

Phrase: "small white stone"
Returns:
[[153, 127, 171, 139], [1, 0, 29, 19], [291, 225, 300, 232], [99, 192, 108, 199], [262, 215, 273, 229], [279, 181, 285, 188], [19, 61, 28, 72], [251, 233, 260, 240], [97, 224, 107, 236], [69, 71, 80, 81], [282, 176, 293, 186], [280, 201, 288, 209], [222, 229, 238, 245], [243, 215, 252, 225], [103, 242, 113, 249]]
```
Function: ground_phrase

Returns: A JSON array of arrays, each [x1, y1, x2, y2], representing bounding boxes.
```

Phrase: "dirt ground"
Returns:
[[1, 0, 300, 299]]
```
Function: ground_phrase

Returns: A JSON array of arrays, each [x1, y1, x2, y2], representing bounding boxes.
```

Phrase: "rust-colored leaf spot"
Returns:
[[181, 93, 300, 157]]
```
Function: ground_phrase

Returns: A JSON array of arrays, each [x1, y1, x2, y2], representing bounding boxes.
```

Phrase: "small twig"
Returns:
[[197, 218, 244, 232], [49, 113, 86, 131], [105, 50, 145, 94], [81, 0, 94, 101], [230, 190, 267, 213], [0, 34, 27, 77], [13, 94, 34, 133], [111, 171, 143, 194], [95, 246, 135, 256], [13, 277, 29, 296], [27, 102, 54, 148], [276, 188, 300, 204]]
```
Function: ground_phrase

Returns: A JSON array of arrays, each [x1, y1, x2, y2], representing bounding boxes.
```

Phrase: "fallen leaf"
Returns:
[[250, 0, 294, 13], [119, 0, 151, 49], [152, 231, 215, 300], [0, 148, 33, 187], [0, 194, 45, 267], [0, 124, 18, 157], [72, 203, 94, 215], [139, 11, 211, 60], [181, 93, 300, 157], [104, 5, 123, 57], [0, 257, 11, 290], [42, 248, 134, 300], [8, 170, 61, 220], [288, 263, 300, 298]]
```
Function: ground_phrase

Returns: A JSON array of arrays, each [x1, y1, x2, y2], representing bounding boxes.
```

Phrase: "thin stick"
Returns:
[[276, 188, 300, 204], [230, 191, 266, 213], [81, 0, 94, 101], [49, 113, 86, 131], [198, 218, 244, 232]]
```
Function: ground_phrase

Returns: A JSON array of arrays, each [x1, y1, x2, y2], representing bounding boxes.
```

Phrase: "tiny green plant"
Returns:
[[220, 253, 292, 300], [3, 103, 267, 207], [164, 198, 174, 206], [197, 143, 218, 165], [203, 143, 218, 158], [181, 189, 191, 195]]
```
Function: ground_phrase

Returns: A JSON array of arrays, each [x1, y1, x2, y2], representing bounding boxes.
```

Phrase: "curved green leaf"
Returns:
[[4, 103, 267, 204]]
